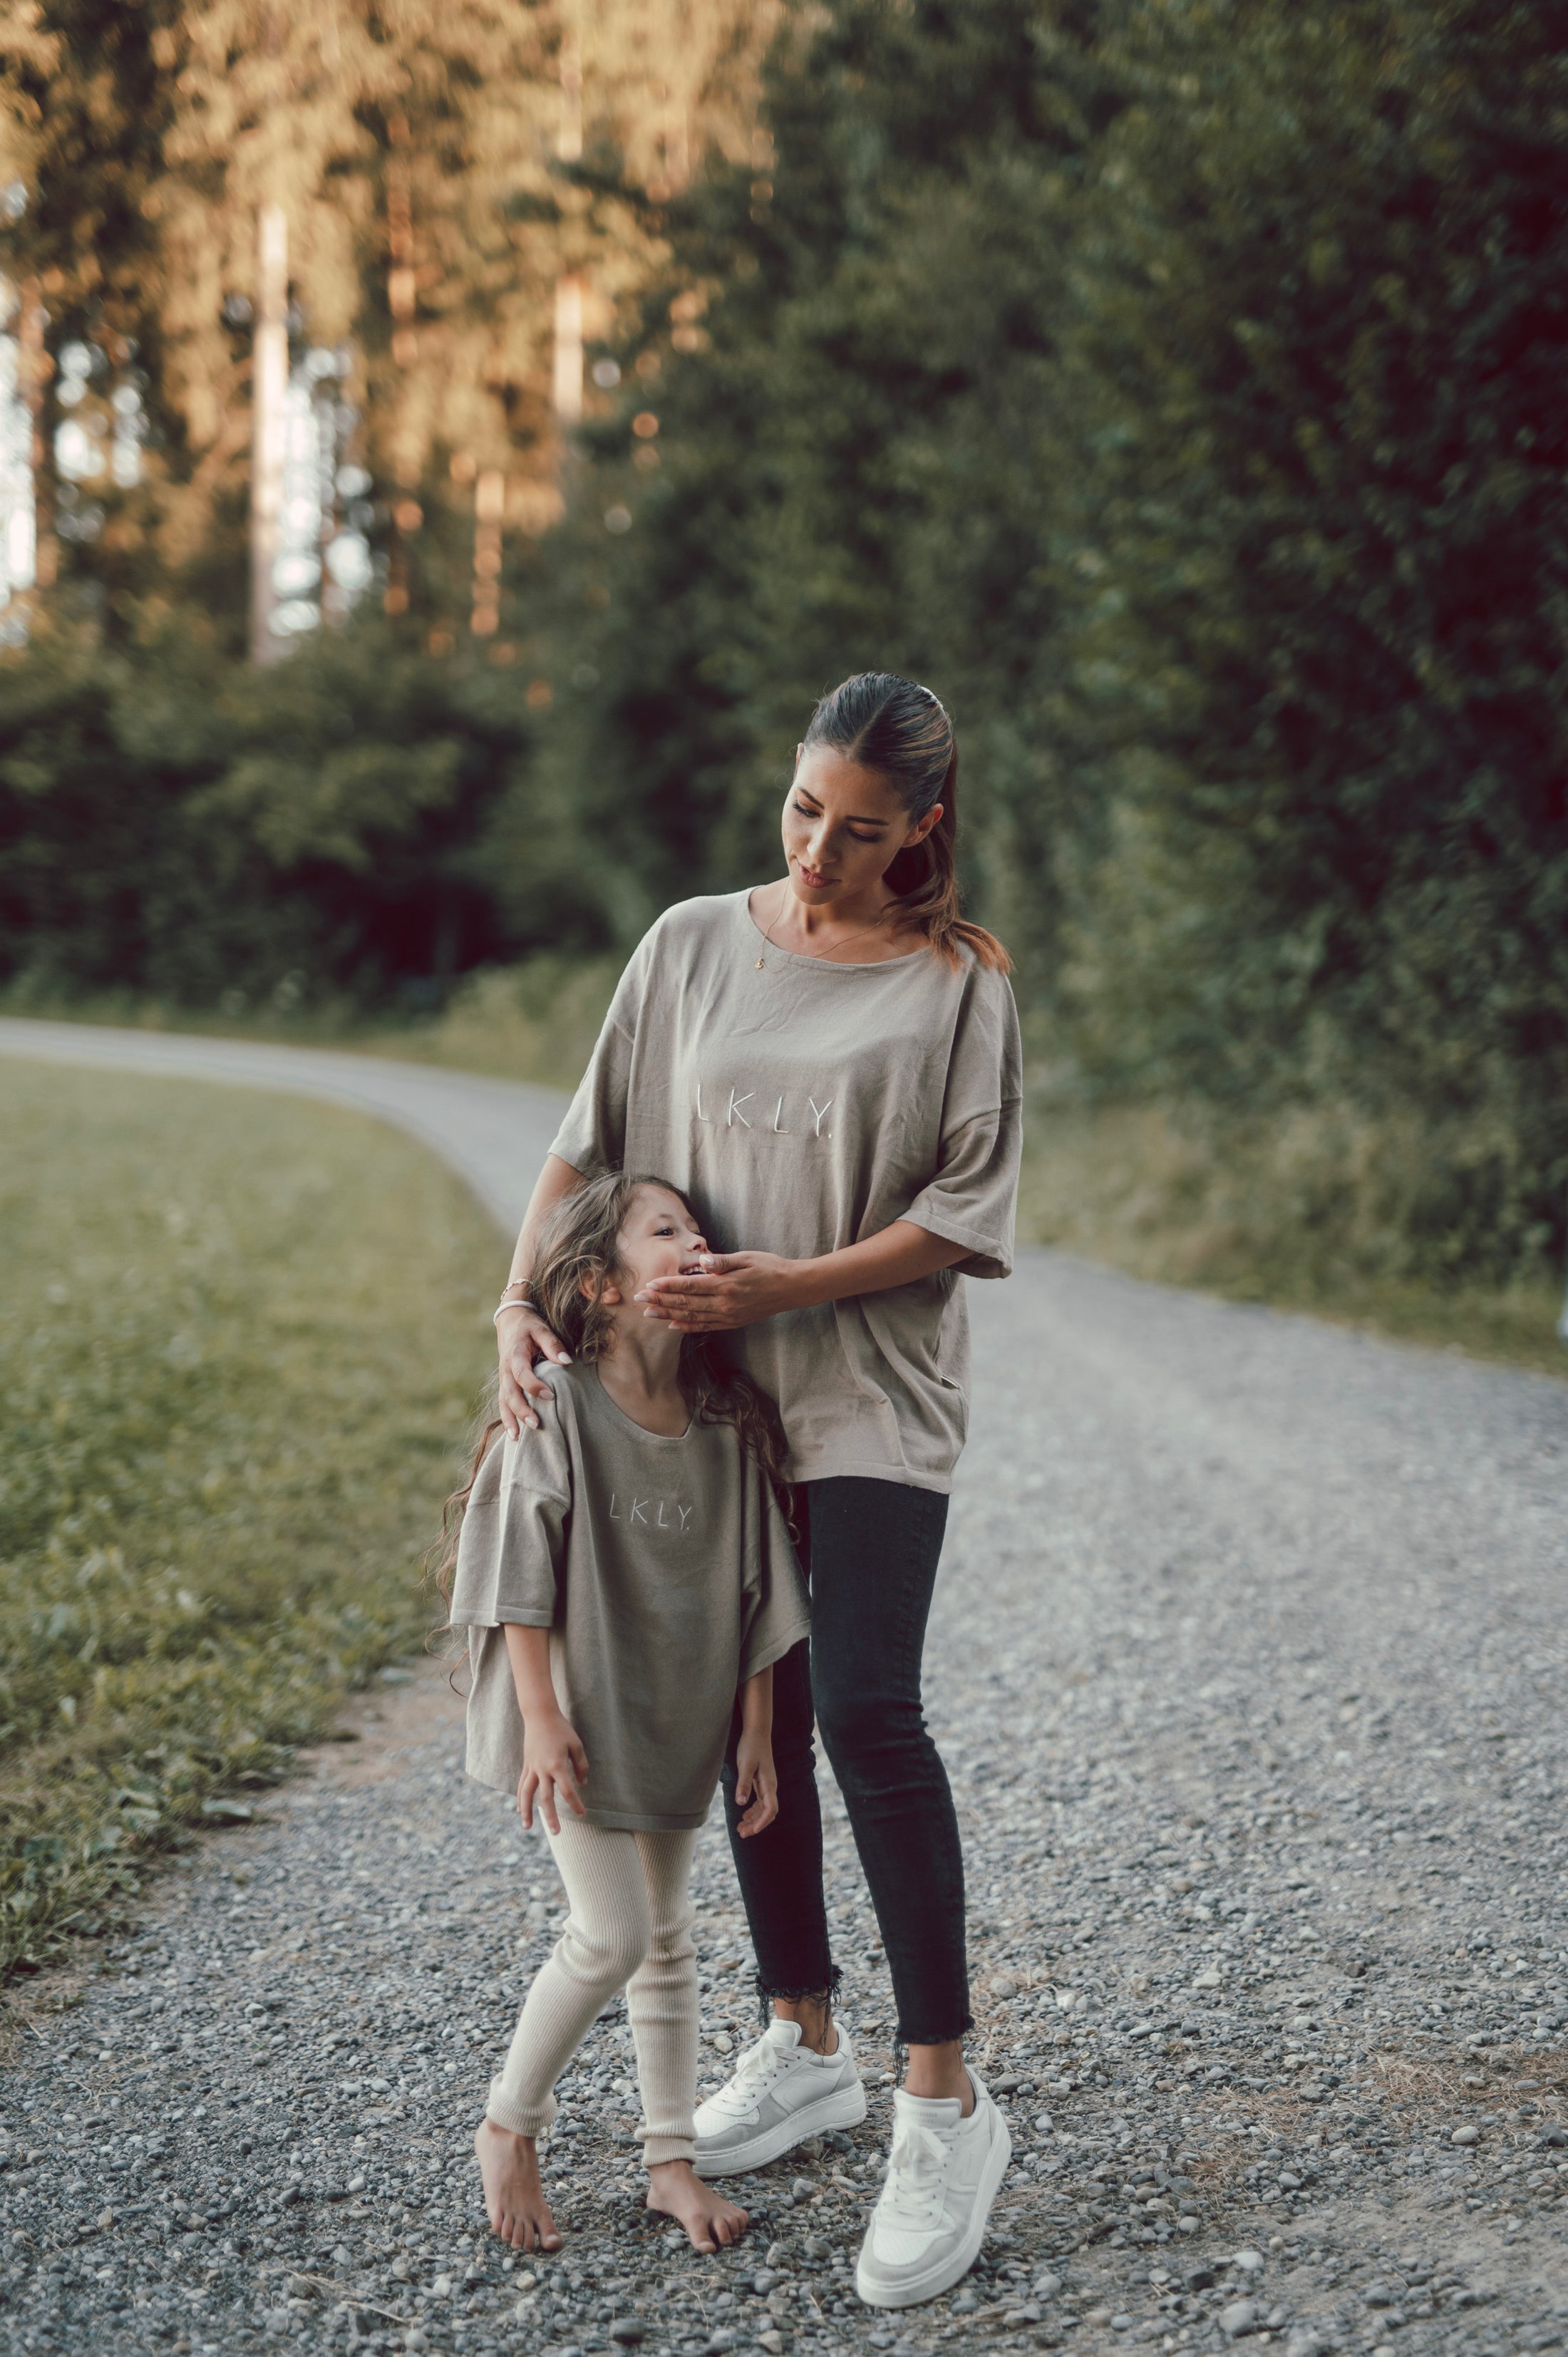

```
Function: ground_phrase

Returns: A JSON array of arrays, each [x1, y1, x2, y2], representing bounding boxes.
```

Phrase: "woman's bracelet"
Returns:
[[493, 1298, 537, 1326]]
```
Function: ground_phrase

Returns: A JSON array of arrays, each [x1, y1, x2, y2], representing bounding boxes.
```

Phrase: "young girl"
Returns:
[[438, 1172, 810, 2256]]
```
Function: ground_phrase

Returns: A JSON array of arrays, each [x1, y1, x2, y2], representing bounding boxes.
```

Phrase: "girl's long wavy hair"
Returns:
[[803, 671, 1010, 973], [429, 1172, 794, 1602]]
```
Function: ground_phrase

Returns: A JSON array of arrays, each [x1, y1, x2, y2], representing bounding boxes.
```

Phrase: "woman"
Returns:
[[493, 673, 1022, 2309]]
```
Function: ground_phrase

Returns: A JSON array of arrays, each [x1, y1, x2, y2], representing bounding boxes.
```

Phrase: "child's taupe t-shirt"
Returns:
[[548, 889, 1023, 1492], [447, 1363, 810, 1832]]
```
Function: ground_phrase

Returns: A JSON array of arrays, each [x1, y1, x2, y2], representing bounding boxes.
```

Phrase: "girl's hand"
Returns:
[[518, 1712, 589, 1835], [497, 1306, 572, 1439], [733, 1730, 779, 1838], [635, 1252, 804, 1334]]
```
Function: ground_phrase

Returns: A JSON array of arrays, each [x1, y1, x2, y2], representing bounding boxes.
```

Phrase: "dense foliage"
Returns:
[[0, 629, 609, 1006], [4, 0, 1566, 1277], [1054, 0, 1568, 1281]]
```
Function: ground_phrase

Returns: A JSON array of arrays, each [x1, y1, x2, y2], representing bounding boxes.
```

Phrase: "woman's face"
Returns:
[[780, 744, 942, 907]]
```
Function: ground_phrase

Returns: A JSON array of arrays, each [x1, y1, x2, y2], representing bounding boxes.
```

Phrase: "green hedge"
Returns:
[[0, 627, 607, 1011]]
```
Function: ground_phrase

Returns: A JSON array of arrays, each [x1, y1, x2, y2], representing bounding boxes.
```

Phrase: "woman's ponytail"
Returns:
[[803, 676, 1009, 972]]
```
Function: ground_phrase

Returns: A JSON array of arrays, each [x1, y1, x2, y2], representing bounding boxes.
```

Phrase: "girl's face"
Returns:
[[599, 1185, 708, 1308], [780, 743, 942, 907]]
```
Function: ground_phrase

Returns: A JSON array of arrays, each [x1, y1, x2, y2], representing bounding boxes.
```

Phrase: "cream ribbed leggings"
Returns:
[[486, 1815, 698, 2167]]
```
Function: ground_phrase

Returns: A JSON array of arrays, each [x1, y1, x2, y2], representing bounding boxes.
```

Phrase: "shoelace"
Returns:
[[712, 2033, 793, 2114], [877, 2116, 956, 2227]]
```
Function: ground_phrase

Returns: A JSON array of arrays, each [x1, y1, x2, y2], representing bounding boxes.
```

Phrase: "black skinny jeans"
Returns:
[[721, 1476, 971, 2046]]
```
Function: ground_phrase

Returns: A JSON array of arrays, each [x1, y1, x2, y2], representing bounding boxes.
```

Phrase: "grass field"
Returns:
[[0, 1059, 498, 1980]]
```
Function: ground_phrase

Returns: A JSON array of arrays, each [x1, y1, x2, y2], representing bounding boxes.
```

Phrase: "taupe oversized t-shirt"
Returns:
[[447, 1361, 810, 1832], [549, 891, 1023, 1492]]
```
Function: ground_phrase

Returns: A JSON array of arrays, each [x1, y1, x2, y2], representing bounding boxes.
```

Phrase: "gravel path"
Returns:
[[2, 1021, 1567, 2357]]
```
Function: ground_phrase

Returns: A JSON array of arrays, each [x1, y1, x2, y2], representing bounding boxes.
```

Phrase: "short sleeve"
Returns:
[[547, 923, 658, 1175], [738, 1468, 811, 1682], [446, 1404, 572, 1631], [902, 961, 1023, 1280]]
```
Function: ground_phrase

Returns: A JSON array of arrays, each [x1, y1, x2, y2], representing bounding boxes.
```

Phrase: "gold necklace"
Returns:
[[753, 882, 897, 970]]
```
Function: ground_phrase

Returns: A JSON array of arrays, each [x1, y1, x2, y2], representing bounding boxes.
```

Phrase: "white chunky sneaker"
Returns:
[[693, 2018, 867, 2177], [855, 2067, 1011, 2309]]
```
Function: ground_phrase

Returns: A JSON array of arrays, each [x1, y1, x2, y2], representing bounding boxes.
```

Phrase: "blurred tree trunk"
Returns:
[[247, 202, 288, 663]]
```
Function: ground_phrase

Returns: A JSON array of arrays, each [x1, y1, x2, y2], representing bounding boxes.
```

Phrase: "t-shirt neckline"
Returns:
[[738, 887, 933, 973], [588, 1361, 695, 1445]]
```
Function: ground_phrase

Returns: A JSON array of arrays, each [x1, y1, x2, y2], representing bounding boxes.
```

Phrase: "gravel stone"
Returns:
[[3, 1036, 1567, 2353]]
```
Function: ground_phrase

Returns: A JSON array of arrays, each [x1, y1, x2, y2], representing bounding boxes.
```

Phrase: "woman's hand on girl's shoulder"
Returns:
[[634, 1251, 803, 1334], [497, 1308, 573, 1439]]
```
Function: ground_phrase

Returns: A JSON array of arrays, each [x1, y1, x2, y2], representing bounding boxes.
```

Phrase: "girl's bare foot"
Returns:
[[646, 2158, 749, 2252], [475, 2118, 563, 2252]]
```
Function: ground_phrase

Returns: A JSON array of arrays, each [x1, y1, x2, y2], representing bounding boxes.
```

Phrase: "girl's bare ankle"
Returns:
[[478, 2116, 535, 2151]]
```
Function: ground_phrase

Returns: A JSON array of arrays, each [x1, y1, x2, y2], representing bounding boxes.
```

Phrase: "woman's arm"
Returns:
[[733, 1664, 778, 1837], [503, 1622, 589, 1835], [635, 1218, 969, 1334], [496, 1153, 588, 1438]]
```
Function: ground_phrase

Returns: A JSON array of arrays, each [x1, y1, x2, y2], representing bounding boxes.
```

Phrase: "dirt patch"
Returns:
[[294, 1651, 468, 1793], [1364, 2039, 1568, 2127]]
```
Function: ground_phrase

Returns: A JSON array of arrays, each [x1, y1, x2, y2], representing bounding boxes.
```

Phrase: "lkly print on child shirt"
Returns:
[[447, 1361, 808, 1833], [608, 1490, 695, 1531]]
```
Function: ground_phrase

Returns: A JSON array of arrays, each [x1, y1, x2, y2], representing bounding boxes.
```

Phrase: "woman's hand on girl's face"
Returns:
[[634, 1252, 800, 1334], [517, 1715, 589, 1835], [497, 1309, 573, 1439], [733, 1733, 779, 1837]]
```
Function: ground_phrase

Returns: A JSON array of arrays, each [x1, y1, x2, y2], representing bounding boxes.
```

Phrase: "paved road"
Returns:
[[2, 1016, 1566, 2357]]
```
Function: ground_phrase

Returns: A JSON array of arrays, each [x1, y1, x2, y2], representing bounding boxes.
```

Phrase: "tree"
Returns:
[[523, 0, 1122, 976], [1053, 0, 1568, 1269], [520, 0, 1568, 1271], [0, 0, 774, 646]]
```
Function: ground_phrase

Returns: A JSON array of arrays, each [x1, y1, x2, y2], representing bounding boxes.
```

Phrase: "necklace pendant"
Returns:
[[755, 955, 765, 970]]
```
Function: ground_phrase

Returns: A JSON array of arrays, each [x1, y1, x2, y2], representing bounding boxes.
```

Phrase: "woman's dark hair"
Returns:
[[802, 671, 1009, 971], [429, 1172, 794, 1600]]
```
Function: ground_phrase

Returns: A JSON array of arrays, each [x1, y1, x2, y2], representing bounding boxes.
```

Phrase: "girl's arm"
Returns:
[[503, 1622, 589, 1835], [496, 1153, 588, 1438], [635, 1219, 969, 1335], [733, 1665, 779, 1838]]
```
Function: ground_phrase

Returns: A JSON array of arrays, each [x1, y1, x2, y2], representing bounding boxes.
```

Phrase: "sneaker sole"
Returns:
[[693, 2077, 869, 2177], [854, 2106, 1013, 2309]]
